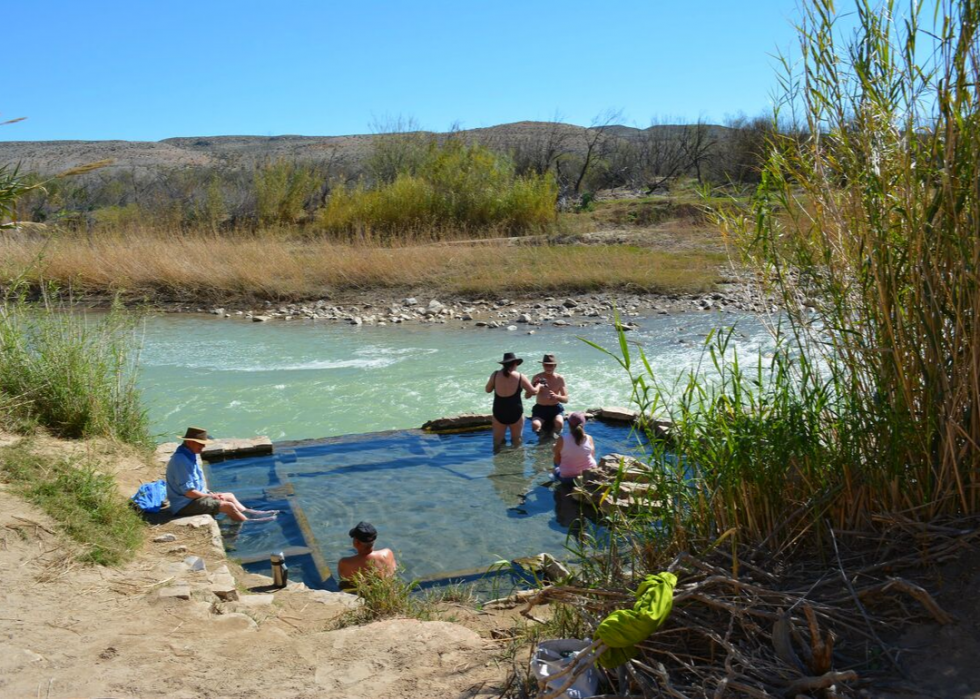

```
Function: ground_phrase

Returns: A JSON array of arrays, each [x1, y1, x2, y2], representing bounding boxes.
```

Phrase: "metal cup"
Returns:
[[271, 551, 288, 588]]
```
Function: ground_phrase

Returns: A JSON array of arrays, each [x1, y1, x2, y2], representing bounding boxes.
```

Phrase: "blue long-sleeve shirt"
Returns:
[[165, 444, 206, 514]]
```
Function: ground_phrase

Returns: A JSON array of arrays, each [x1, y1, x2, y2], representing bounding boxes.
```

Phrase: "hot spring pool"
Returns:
[[207, 420, 647, 589]]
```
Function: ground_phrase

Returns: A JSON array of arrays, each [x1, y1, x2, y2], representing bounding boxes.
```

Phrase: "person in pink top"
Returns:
[[552, 411, 597, 483]]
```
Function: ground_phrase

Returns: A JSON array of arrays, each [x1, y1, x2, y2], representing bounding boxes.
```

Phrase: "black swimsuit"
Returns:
[[493, 372, 524, 425]]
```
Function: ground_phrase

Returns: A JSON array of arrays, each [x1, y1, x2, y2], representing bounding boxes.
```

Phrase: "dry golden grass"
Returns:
[[0, 231, 725, 301]]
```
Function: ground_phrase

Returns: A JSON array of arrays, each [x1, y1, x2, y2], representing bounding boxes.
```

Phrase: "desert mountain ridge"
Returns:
[[0, 120, 730, 176]]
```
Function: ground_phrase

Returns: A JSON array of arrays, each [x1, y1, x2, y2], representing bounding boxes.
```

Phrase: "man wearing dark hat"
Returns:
[[526, 353, 569, 434], [337, 522, 397, 589], [166, 427, 272, 522]]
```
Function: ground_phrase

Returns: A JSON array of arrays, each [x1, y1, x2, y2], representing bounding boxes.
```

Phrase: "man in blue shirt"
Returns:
[[166, 427, 254, 521]]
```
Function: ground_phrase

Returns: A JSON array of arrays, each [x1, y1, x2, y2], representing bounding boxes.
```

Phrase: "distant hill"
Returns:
[[0, 121, 730, 176]]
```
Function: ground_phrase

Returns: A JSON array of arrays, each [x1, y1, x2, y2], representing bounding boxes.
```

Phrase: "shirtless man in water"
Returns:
[[526, 354, 569, 434], [337, 522, 397, 589]]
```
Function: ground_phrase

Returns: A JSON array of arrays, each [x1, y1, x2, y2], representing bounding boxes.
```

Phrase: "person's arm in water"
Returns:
[[553, 436, 563, 466], [485, 370, 498, 393]]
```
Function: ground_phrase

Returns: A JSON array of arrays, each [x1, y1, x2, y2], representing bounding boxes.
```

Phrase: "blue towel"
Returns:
[[131, 479, 168, 513]]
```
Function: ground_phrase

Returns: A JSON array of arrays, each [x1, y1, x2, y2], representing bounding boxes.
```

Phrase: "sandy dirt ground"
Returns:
[[0, 433, 514, 699], [877, 553, 980, 698]]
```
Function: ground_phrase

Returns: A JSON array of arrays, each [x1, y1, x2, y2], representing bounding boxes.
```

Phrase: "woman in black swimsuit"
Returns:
[[485, 352, 541, 449]]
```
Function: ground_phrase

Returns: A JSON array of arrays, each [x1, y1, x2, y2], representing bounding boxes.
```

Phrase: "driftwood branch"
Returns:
[[506, 515, 978, 698], [784, 670, 858, 696], [858, 577, 955, 624]]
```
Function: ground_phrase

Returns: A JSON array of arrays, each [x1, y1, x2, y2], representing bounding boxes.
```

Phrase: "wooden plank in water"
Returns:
[[274, 462, 333, 584], [264, 482, 296, 499]]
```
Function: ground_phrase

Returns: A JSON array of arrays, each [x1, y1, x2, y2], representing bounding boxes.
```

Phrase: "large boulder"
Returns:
[[596, 406, 638, 422]]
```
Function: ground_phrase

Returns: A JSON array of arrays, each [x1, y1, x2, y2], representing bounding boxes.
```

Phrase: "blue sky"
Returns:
[[2, 1, 803, 142]]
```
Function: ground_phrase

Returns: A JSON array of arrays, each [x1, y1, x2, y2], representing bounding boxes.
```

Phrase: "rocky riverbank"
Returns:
[[168, 281, 776, 331]]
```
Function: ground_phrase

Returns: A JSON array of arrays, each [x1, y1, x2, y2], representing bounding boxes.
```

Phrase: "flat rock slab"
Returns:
[[595, 406, 638, 422], [155, 436, 273, 464], [171, 514, 215, 529], [307, 589, 362, 610], [235, 594, 275, 608], [210, 613, 257, 632], [166, 562, 191, 576], [158, 584, 192, 600], [421, 413, 493, 433], [210, 579, 239, 601], [170, 514, 223, 552], [312, 619, 498, 696]]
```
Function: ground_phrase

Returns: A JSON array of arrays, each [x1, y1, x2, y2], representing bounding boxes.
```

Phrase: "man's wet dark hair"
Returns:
[[349, 521, 378, 543]]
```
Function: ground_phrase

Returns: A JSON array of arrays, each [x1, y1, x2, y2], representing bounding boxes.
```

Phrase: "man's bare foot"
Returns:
[[246, 514, 277, 523]]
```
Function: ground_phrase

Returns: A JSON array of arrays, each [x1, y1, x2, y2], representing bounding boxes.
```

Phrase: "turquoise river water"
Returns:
[[139, 312, 773, 442], [137, 311, 774, 589]]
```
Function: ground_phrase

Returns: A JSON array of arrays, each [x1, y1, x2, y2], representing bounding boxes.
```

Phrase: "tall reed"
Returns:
[[574, 0, 980, 575], [732, 0, 980, 520], [0, 297, 150, 446]]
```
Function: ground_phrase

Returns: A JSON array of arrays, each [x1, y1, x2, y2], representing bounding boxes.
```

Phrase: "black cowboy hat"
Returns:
[[541, 354, 558, 365], [498, 352, 524, 366]]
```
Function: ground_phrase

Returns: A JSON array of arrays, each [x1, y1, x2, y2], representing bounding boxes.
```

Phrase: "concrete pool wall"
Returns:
[[181, 410, 652, 590]]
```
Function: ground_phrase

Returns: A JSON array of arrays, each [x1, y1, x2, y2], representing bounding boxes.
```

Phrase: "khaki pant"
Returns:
[[175, 496, 221, 517]]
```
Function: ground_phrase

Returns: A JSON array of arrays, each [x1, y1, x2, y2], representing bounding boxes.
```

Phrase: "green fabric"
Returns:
[[595, 572, 677, 669]]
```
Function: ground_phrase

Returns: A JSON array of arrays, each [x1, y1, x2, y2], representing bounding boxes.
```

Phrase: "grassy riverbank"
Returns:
[[0, 230, 726, 302], [0, 300, 149, 444], [0, 440, 145, 566]]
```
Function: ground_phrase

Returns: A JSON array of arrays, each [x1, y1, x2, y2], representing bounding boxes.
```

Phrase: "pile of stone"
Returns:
[[572, 453, 666, 517], [238, 296, 626, 329], [152, 514, 359, 624], [193, 285, 775, 332], [586, 406, 673, 441]]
